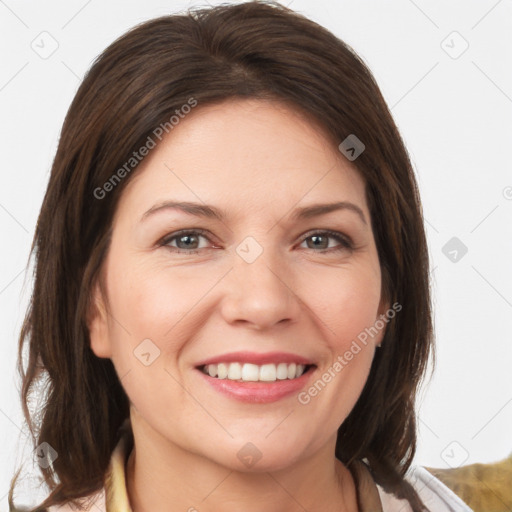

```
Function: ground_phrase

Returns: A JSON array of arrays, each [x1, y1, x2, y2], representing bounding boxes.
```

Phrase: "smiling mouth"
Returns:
[[197, 362, 316, 382]]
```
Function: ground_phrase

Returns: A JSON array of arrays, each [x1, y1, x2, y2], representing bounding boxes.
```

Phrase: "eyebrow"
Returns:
[[141, 200, 367, 225]]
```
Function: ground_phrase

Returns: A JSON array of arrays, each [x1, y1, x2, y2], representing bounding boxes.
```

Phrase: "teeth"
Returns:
[[201, 362, 310, 382], [241, 363, 259, 381], [217, 363, 228, 379], [276, 363, 288, 380], [227, 362, 242, 380]]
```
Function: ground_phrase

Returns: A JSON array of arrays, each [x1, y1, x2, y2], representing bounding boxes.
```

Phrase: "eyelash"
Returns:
[[158, 229, 354, 255]]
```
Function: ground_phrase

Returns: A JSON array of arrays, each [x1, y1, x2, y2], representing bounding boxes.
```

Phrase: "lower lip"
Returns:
[[196, 366, 316, 403]]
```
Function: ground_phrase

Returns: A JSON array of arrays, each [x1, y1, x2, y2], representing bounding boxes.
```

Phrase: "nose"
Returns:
[[219, 247, 301, 330]]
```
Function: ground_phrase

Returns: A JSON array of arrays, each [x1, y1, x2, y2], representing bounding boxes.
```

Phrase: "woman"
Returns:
[[9, 1, 473, 511]]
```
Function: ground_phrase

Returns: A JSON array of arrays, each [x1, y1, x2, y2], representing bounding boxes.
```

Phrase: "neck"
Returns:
[[125, 418, 358, 512]]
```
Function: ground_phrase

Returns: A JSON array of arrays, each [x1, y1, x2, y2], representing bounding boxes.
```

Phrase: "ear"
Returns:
[[87, 279, 113, 359]]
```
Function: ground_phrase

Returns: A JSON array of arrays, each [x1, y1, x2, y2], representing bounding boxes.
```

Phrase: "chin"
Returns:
[[208, 440, 308, 474]]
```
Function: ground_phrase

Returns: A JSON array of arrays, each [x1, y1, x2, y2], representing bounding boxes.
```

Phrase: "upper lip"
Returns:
[[195, 351, 315, 367]]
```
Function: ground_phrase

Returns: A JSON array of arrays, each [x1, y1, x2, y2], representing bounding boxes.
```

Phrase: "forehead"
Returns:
[[117, 98, 368, 221]]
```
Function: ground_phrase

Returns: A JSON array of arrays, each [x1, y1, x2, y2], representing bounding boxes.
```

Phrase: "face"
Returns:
[[89, 98, 388, 472]]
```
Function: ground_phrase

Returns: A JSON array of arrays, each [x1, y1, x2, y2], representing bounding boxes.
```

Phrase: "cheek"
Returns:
[[103, 260, 195, 413], [297, 266, 381, 429], [305, 261, 383, 350], [292, 274, 381, 451], [107, 254, 198, 338], [102, 255, 188, 379]]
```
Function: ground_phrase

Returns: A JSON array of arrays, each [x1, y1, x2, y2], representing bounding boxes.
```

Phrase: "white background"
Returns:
[[1, 0, 511, 508]]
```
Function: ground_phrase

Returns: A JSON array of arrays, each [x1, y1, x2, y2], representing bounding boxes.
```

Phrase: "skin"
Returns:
[[88, 98, 389, 512]]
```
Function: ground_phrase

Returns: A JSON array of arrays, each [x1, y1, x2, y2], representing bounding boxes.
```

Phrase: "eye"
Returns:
[[159, 229, 214, 254], [299, 230, 354, 253], [158, 229, 354, 255]]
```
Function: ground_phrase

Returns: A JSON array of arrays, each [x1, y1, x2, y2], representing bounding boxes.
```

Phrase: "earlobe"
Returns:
[[87, 280, 113, 359]]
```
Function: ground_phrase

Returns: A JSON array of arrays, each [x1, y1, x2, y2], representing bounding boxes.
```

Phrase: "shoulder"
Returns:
[[376, 465, 474, 512]]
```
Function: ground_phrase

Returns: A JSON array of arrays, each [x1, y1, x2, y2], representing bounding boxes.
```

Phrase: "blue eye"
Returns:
[[159, 229, 354, 254], [300, 230, 354, 252], [160, 229, 212, 254]]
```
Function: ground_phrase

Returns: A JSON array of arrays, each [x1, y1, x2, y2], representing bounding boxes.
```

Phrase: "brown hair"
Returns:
[[9, 1, 434, 510]]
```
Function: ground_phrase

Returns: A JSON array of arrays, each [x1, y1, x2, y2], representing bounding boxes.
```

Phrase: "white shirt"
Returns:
[[377, 465, 474, 511]]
